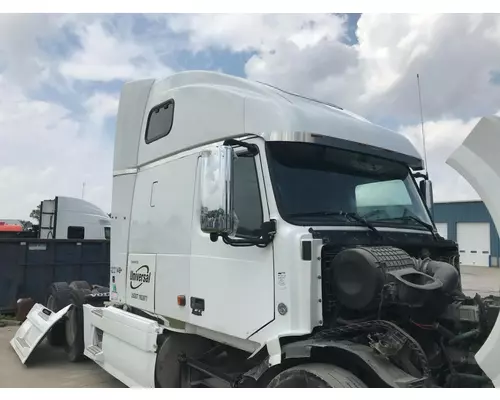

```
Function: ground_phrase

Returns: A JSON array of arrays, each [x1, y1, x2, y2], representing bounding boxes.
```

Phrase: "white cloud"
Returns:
[[0, 14, 98, 89], [354, 14, 500, 121], [171, 14, 500, 123], [168, 14, 347, 53], [84, 92, 120, 131], [59, 23, 142, 81], [169, 14, 359, 102], [399, 116, 484, 202], [0, 14, 59, 88], [59, 21, 174, 82], [0, 76, 113, 219], [0, 15, 178, 220]]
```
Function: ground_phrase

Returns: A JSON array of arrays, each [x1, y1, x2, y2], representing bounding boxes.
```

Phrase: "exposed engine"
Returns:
[[321, 245, 500, 388]]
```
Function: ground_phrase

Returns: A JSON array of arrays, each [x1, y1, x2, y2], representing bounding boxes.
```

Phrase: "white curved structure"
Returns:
[[39, 196, 111, 240], [446, 115, 500, 387]]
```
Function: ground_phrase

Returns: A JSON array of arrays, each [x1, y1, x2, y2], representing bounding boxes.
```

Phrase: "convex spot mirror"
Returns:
[[199, 145, 237, 235]]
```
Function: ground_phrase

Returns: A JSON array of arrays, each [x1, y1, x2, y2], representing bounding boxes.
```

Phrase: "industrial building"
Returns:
[[433, 200, 500, 268]]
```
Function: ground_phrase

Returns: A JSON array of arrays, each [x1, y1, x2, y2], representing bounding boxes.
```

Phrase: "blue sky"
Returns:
[[1, 13, 500, 218], [32, 14, 360, 108]]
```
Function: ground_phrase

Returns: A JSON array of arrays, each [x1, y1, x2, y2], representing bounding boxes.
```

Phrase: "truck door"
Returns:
[[190, 139, 274, 340]]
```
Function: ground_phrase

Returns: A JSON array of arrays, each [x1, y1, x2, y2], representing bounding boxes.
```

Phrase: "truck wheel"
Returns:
[[64, 288, 89, 362], [155, 332, 214, 388], [69, 280, 92, 291], [46, 282, 71, 347], [267, 363, 367, 388]]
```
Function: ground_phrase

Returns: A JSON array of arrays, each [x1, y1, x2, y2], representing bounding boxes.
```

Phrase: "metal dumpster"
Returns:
[[0, 238, 110, 313]]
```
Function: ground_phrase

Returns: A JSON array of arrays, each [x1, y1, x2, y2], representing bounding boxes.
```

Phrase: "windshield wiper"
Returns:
[[379, 216, 437, 238], [343, 212, 381, 236], [288, 211, 346, 218], [288, 211, 381, 236]]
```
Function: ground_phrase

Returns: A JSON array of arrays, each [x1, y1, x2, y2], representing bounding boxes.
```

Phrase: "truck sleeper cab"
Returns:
[[13, 71, 500, 388]]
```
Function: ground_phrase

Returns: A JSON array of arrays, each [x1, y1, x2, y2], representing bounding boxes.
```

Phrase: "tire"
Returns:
[[46, 282, 72, 347], [69, 280, 92, 291], [64, 288, 90, 362], [155, 332, 214, 388], [267, 363, 367, 388]]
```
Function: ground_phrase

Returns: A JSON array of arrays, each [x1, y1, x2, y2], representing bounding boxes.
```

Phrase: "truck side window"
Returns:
[[67, 226, 85, 240], [104, 227, 111, 240], [233, 155, 263, 237], [145, 99, 175, 144]]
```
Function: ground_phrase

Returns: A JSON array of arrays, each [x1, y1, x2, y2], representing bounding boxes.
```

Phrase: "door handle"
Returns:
[[150, 181, 158, 207]]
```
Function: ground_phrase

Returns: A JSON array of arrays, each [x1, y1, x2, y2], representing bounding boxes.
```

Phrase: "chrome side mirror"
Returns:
[[199, 145, 236, 235]]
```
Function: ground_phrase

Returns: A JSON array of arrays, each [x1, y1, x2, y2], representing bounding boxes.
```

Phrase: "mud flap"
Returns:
[[10, 303, 72, 364], [446, 115, 500, 387]]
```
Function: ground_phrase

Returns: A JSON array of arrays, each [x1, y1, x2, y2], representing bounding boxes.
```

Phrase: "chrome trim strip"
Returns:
[[113, 168, 138, 177], [260, 131, 423, 169]]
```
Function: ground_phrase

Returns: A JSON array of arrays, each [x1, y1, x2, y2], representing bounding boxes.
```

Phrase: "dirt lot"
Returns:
[[0, 325, 124, 388], [460, 265, 500, 297], [1, 265, 499, 388]]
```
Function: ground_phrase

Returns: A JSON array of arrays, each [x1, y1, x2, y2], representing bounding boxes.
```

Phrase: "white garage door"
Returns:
[[457, 222, 490, 267], [435, 223, 448, 239]]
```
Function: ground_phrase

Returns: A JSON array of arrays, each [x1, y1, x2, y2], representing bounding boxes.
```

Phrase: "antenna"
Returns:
[[417, 73, 429, 175], [82, 182, 86, 199]]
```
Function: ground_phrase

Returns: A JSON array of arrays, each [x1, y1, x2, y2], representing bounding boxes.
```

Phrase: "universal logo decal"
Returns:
[[129, 265, 151, 289]]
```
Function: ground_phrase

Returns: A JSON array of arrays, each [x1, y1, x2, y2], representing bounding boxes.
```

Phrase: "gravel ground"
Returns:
[[0, 325, 124, 388], [460, 265, 500, 297]]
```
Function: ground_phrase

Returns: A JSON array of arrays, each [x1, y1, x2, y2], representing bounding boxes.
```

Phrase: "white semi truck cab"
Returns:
[[11, 71, 500, 388], [39, 196, 111, 240]]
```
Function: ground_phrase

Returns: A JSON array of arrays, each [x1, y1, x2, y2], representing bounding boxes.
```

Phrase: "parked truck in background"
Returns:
[[11, 71, 500, 388], [0, 196, 111, 314], [1, 196, 111, 240], [38, 196, 111, 240]]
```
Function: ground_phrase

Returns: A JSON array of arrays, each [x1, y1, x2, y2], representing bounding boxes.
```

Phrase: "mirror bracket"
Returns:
[[218, 219, 277, 248], [412, 171, 429, 180], [223, 139, 259, 156]]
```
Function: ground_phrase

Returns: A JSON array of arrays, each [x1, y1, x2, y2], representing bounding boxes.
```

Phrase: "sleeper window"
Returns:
[[67, 226, 85, 240], [145, 100, 174, 144]]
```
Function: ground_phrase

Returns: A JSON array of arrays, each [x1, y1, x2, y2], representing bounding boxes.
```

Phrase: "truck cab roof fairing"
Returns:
[[113, 71, 423, 173]]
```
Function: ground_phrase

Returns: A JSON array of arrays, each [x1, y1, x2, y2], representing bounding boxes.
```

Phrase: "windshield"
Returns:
[[266, 142, 433, 229]]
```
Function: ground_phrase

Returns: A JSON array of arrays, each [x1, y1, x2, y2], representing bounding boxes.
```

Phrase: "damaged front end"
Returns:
[[287, 114, 500, 388], [314, 243, 500, 388]]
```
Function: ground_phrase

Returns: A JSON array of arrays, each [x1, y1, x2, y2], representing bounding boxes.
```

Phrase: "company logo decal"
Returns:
[[129, 265, 151, 289]]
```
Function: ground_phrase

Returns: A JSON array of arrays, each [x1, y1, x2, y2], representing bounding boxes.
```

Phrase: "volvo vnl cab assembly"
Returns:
[[12, 71, 500, 388]]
